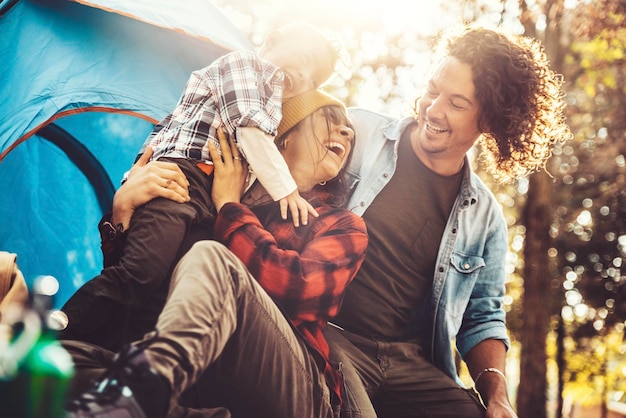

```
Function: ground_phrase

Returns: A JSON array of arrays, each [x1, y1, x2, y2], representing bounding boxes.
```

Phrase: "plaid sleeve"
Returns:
[[145, 64, 216, 156], [215, 51, 283, 137], [213, 203, 368, 324]]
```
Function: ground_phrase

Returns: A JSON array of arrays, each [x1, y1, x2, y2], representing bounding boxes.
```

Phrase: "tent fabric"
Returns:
[[72, 0, 249, 51], [0, 0, 253, 307], [0, 0, 253, 159]]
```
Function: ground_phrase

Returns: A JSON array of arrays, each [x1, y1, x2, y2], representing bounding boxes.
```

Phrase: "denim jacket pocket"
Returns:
[[443, 253, 486, 322], [450, 252, 485, 274]]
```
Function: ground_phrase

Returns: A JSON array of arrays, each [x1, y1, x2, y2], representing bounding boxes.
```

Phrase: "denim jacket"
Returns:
[[345, 108, 510, 384]]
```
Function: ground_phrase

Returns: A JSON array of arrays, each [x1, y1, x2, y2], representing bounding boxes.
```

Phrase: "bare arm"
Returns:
[[465, 339, 518, 418]]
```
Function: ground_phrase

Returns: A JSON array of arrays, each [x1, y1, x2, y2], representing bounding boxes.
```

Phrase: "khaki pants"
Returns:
[[63, 241, 335, 418]]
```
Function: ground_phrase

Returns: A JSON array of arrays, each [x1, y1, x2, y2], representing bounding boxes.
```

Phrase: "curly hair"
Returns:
[[437, 27, 573, 182]]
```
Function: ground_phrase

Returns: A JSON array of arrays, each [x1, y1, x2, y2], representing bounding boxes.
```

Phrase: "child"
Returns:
[[146, 21, 338, 226], [60, 22, 340, 352]]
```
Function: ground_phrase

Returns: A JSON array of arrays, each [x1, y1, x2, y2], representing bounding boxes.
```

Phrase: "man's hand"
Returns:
[[485, 399, 518, 418], [466, 340, 518, 418], [111, 147, 190, 231], [279, 190, 318, 227]]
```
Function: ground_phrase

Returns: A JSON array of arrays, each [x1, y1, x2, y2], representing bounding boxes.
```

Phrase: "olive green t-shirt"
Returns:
[[334, 123, 462, 340]]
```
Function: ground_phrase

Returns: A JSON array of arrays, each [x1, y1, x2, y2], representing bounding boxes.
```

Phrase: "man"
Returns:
[[326, 26, 572, 418]]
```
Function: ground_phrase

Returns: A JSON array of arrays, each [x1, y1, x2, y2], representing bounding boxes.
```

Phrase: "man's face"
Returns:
[[413, 56, 483, 175]]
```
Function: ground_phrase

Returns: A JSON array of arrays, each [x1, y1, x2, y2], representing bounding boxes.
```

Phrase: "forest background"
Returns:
[[213, 0, 626, 417]]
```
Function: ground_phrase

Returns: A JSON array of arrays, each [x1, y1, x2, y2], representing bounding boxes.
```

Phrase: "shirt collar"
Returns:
[[385, 116, 480, 206], [381, 115, 416, 143], [381, 116, 478, 206], [459, 157, 479, 206]]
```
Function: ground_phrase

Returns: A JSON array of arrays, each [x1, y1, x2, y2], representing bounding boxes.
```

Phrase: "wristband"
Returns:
[[474, 367, 506, 386]]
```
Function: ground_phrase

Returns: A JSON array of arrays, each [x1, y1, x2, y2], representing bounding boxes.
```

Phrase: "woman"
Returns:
[[64, 90, 368, 418]]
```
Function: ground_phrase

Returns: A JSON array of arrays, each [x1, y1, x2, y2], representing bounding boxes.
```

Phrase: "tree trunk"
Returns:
[[516, 1, 566, 416], [557, 317, 565, 418], [517, 171, 552, 418]]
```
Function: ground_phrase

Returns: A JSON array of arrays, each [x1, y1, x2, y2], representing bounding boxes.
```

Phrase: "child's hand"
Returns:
[[279, 190, 319, 227]]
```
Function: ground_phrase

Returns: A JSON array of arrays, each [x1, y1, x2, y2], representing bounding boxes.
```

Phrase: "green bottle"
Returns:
[[0, 275, 75, 418]]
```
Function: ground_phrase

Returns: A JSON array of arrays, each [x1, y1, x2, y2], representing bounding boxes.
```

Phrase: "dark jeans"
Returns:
[[63, 241, 335, 418], [60, 158, 215, 352], [324, 326, 486, 418]]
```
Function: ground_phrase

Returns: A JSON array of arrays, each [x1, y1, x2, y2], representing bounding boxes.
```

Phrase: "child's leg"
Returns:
[[60, 159, 215, 352]]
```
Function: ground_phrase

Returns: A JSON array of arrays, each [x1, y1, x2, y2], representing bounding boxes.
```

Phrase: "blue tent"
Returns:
[[0, 0, 253, 307]]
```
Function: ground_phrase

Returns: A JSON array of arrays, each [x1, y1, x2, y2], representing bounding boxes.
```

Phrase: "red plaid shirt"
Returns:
[[214, 202, 367, 402], [100, 200, 368, 403]]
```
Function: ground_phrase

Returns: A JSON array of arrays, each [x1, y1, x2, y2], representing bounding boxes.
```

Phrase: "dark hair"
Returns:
[[426, 27, 572, 182], [275, 105, 354, 207]]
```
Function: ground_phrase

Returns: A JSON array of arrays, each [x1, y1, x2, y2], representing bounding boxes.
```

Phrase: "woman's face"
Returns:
[[280, 108, 354, 192]]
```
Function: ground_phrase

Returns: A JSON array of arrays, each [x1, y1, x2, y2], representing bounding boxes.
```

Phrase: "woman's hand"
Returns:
[[111, 147, 190, 231], [208, 129, 249, 213]]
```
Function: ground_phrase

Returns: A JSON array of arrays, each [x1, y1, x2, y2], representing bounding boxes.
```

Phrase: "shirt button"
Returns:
[[452, 228, 457, 233], [463, 263, 470, 269], [383, 173, 389, 178], [360, 202, 365, 207], [438, 267, 444, 272]]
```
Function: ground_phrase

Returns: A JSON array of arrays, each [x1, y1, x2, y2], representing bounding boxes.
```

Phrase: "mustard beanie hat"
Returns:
[[277, 90, 345, 139]]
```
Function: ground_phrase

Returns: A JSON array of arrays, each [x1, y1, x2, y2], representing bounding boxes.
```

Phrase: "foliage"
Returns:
[[552, 0, 626, 335], [560, 326, 626, 405]]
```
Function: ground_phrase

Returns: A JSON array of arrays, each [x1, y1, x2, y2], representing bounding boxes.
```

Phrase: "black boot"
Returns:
[[66, 334, 171, 418]]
